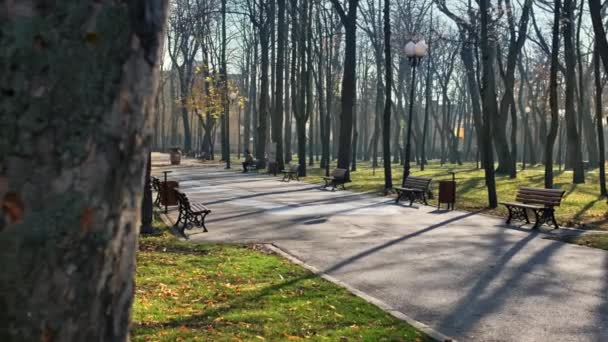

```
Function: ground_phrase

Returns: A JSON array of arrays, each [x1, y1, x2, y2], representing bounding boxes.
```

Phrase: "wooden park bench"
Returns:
[[322, 168, 349, 190], [282, 164, 300, 182], [174, 190, 211, 234], [500, 187, 565, 229], [394, 176, 433, 205]]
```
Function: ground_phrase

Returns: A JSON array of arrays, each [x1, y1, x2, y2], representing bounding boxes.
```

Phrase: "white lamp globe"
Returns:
[[404, 41, 417, 58], [415, 40, 428, 57], [229, 92, 238, 100]]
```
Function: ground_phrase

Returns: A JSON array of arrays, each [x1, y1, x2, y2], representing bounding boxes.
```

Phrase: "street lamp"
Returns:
[[402, 39, 428, 186]]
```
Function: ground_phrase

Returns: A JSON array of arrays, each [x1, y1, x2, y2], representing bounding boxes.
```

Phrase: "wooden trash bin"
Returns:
[[160, 181, 179, 207], [438, 175, 456, 210]]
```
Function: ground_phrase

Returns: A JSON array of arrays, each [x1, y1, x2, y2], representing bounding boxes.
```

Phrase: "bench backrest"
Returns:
[[175, 190, 192, 211], [403, 176, 432, 190], [332, 168, 348, 180], [516, 187, 565, 207], [290, 164, 299, 173]]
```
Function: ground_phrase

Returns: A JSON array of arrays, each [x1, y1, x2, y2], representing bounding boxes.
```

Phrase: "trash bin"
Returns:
[[438, 172, 456, 210], [169, 148, 181, 165], [160, 181, 179, 207]]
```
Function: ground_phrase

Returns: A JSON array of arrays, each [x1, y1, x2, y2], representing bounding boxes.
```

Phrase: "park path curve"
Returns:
[[153, 160, 608, 342]]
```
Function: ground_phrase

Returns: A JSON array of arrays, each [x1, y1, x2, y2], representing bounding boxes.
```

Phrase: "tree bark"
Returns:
[[330, 0, 359, 179], [594, 44, 607, 195], [382, 0, 392, 190], [0, 1, 168, 340], [479, 0, 498, 208], [273, 0, 286, 170], [563, 0, 585, 183], [545, 0, 562, 188]]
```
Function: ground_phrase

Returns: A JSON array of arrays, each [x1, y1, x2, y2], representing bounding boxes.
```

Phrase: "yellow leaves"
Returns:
[[255, 335, 266, 340], [158, 283, 178, 299], [284, 333, 302, 340]]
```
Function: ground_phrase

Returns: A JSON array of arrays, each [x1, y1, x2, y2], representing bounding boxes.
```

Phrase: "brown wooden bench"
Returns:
[[500, 187, 565, 229], [322, 168, 348, 190], [174, 190, 211, 234], [394, 176, 433, 205], [282, 164, 300, 182]]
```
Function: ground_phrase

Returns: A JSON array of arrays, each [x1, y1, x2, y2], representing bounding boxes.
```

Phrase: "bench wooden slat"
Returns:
[[516, 195, 563, 206], [520, 187, 565, 194], [499, 201, 545, 210], [517, 192, 564, 200]]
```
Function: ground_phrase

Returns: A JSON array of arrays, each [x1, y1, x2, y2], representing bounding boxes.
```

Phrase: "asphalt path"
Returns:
[[154, 161, 608, 342]]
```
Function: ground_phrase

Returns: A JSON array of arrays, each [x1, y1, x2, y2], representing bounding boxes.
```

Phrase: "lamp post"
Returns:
[[523, 106, 531, 170], [402, 40, 428, 186], [227, 91, 238, 169]]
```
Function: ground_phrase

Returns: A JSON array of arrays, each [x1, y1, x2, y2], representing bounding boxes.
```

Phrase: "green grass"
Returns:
[[132, 221, 433, 341], [296, 160, 608, 231], [548, 234, 608, 251]]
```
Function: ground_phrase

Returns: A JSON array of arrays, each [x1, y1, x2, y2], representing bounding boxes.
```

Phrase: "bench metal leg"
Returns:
[[505, 205, 529, 225], [409, 192, 415, 206], [505, 205, 513, 224], [550, 210, 559, 229], [174, 209, 183, 229], [195, 212, 209, 233], [532, 210, 542, 229]]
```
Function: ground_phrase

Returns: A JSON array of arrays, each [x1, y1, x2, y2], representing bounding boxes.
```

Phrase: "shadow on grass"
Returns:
[[573, 196, 605, 222]]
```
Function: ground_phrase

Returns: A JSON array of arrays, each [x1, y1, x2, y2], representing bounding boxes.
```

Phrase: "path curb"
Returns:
[[264, 243, 457, 342]]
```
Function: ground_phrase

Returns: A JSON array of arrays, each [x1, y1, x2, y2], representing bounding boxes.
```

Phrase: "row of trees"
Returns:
[[158, 0, 608, 207]]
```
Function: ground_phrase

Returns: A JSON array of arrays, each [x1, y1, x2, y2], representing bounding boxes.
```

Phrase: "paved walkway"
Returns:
[[154, 160, 608, 342]]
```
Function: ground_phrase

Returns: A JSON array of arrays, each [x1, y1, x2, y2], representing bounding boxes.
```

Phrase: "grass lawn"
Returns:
[[297, 161, 608, 231], [132, 221, 433, 341], [547, 234, 608, 251]]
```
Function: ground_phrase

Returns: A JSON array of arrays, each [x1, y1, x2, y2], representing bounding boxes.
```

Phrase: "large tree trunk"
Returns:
[[0, 1, 168, 340], [382, 0, 392, 190], [257, 24, 270, 166], [273, 0, 286, 170], [563, 0, 585, 183], [594, 45, 607, 196], [246, 34, 257, 155], [331, 0, 359, 178], [479, 0, 498, 208], [545, 0, 562, 188]]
